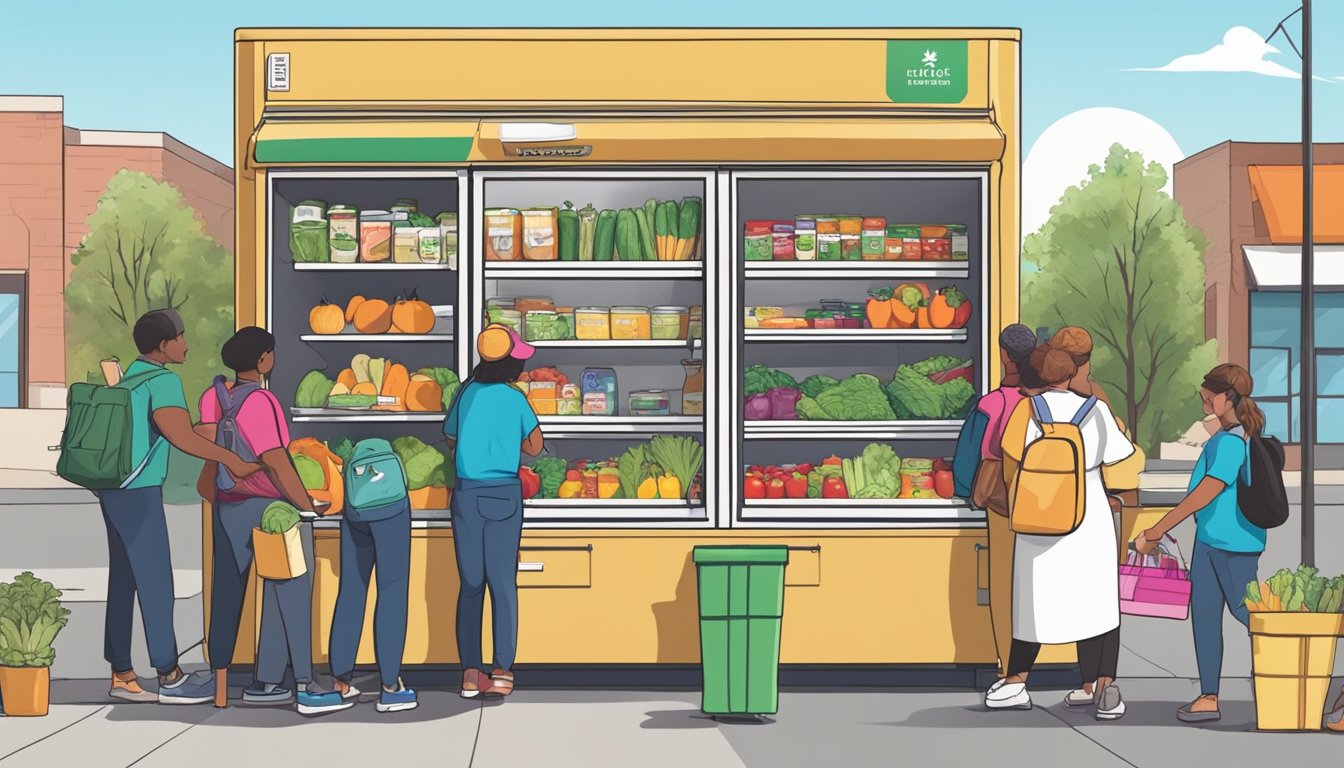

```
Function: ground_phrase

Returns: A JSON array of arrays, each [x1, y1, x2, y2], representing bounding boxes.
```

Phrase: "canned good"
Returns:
[[629, 389, 671, 417], [838, 217, 863, 261], [328, 206, 359, 263], [484, 208, 522, 260], [555, 307, 575, 339]]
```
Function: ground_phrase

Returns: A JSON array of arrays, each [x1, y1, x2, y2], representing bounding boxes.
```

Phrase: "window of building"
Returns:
[[1248, 291, 1344, 444], [0, 282, 21, 408]]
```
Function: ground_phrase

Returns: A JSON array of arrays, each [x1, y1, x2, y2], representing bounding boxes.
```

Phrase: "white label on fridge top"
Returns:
[[267, 53, 290, 91]]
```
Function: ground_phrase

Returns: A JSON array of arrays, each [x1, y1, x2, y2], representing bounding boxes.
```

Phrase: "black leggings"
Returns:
[[1007, 626, 1121, 682]]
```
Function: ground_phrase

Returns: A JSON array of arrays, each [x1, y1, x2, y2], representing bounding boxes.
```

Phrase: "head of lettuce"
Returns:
[[391, 436, 455, 490]]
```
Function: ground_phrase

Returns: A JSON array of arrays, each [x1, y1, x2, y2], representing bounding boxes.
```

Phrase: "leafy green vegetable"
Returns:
[[618, 445, 649, 499], [860, 443, 902, 495], [295, 370, 335, 409], [648, 436, 704, 497], [797, 374, 896, 421], [1296, 565, 1327, 612], [744, 365, 798, 398], [854, 484, 896, 499], [800, 374, 840, 400], [1268, 568, 1295, 599], [886, 359, 976, 420], [895, 284, 925, 310], [261, 501, 301, 534], [1246, 580, 1264, 606], [329, 437, 355, 464], [0, 572, 70, 668], [293, 454, 325, 490], [417, 367, 461, 411], [408, 213, 436, 228], [531, 457, 568, 499], [391, 436, 449, 490]]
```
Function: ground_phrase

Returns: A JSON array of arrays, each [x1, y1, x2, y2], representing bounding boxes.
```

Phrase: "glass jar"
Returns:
[[358, 211, 393, 263], [688, 306, 704, 340], [393, 225, 420, 264], [417, 227, 442, 264], [328, 205, 359, 263], [574, 307, 611, 340], [610, 306, 651, 340], [651, 306, 688, 340], [680, 359, 704, 416]]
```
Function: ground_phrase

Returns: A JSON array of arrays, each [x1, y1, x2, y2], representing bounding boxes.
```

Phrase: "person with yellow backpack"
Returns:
[[984, 344, 1135, 720]]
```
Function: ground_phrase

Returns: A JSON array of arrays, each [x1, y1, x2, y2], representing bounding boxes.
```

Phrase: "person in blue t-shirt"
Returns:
[[444, 323, 544, 699], [1136, 364, 1265, 724]]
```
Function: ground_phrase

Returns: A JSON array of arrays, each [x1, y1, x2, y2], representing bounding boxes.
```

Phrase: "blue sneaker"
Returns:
[[158, 670, 214, 705], [375, 679, 418, 713], [298, 679, 355, 716]]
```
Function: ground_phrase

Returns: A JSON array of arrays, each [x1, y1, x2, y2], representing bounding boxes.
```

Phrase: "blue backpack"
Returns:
[[951, 396, 988, 501], [343, 437, 409, 522], [211, 376, 263, 492]]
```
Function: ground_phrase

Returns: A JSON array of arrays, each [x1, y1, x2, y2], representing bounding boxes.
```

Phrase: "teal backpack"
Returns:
[[343, 438, 409, 521], [56, 367, 172, 490]]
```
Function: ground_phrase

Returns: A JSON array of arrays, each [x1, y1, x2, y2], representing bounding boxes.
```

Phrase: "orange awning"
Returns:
[[1247, 164, 1344, 243]]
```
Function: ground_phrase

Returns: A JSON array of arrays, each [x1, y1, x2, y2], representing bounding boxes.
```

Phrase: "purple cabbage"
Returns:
[[768, 387, 802, 420], [744, 393, 772, 420]]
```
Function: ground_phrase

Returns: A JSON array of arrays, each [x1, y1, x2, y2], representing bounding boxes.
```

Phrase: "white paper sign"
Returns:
[[267, 53, 290, 92]]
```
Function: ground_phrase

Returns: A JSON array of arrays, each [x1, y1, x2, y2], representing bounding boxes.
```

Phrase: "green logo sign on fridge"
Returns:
[[885, 40, 969, 104]]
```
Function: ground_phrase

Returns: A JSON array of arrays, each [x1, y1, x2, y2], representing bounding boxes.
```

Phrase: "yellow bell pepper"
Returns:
[[558, 480, 583, 499], [598, 474, 620, 499], [658, 475, 682, 500], [637, 476, 659, 499]]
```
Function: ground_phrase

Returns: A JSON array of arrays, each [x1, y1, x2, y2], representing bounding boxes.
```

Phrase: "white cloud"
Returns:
[[1124, 25, 1321, 81]]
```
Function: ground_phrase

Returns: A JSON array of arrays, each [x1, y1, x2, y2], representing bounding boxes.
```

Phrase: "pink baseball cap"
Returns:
[[477, 323, 535, 362]]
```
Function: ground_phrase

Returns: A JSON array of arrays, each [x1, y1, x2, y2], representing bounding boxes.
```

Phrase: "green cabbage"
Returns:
[[800, 374, 840, 399], [391, 436, 451, 490], [885, 359, 976, 420], [329, 437, 355, 464], [292, 454, 325, 490], [744, 366, 798, 398], [295, 370, 335, 409], [796, 374, 895, 421], [261, 501, 301, 534]]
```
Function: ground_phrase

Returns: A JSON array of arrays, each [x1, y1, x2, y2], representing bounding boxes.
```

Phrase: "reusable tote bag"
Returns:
[[1119, 535, 1191, 620]]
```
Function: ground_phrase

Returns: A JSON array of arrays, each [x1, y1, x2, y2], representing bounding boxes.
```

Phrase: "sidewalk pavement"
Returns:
[[3, 677, 1343, 767]]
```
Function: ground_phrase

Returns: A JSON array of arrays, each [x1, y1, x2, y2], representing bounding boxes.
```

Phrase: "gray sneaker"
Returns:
[[158, 670, 214, 705], [243, 682, 294, 706], [1096, 684, 1126, 721]]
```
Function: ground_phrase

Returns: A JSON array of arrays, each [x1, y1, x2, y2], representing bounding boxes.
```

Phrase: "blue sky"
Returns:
[[2, 0, 1340, 165]]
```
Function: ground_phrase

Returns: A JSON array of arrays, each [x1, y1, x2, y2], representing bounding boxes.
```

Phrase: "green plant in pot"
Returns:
[[0, 572, 70, 716]]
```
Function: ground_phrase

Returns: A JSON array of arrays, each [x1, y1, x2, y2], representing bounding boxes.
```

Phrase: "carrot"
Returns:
[[928, 292, 955, 328], [1260, 582, 1273, 608]]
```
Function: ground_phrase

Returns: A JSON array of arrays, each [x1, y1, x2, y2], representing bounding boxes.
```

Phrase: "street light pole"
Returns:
[[1301, 0, 1315, 567]]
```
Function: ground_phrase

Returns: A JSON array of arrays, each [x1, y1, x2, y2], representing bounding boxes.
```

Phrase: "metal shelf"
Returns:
[[741, 498, 965, 509], [485, 262, 703, 280], [299, 333, 453, 343], [743, 328, 968, 343], [743, 420, 964, 440], [529, 339, 702, 349], [292, 262, 455, 272], [744, 262, 969, 280], [538, 415, 703, 434], [290, 409, 445, 423], [525, 498, 692, 508]]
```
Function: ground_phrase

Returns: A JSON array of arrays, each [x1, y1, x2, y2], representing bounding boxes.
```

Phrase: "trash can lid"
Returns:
[[692, 545, 789, 565]]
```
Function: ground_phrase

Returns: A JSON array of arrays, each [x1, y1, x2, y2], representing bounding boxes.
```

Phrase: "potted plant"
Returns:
[[0, 572, 71, 716]]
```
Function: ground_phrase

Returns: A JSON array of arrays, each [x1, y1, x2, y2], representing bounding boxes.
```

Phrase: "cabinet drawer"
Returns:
[[518, 544, 592, 588]]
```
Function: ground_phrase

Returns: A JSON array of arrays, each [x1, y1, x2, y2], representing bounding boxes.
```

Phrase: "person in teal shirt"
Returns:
[[1137, 364, 1266, 724], [99, 309, 261, 705], [444, 324, 543, 699]]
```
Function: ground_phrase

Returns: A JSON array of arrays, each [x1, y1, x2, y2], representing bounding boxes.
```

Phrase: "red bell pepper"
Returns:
[[795, 463, 813, 476], [520, 466, 541, 499], [933, 470, 955, 500], [822, 476, 848, 499], [766, 478, 786, 499], [822, 455, 843, 468], [744, 476, 767, 499], [943, 286, 972, 329], [785, 473, 808, 499]]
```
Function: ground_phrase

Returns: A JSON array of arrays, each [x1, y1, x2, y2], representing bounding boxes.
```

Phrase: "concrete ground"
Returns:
[[3, 677, 1343, 767]]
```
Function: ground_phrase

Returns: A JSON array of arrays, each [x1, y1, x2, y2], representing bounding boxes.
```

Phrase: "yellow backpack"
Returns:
[[1005, 395, 1097, 536]]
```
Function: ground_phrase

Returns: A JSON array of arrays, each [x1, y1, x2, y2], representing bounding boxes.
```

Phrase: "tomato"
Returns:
[[566, 469, 582, 482], [519, 467, 541, 500], [822, 476, 848, 499], [795, 463, 813, 476], [933, 470, 956, 500], [766, 478, 786, 499], [822, 455, 843, 467], [785, 473, 809, 499], [744, 476, 767, 499]]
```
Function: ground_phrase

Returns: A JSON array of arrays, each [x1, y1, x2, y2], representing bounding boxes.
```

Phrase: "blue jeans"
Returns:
[[98, 486, 179, 676], [208, 497, 314, 685], [328, 500, 410, 689], [1190, 539, 1260, 695], [451, 479, 524, 672]]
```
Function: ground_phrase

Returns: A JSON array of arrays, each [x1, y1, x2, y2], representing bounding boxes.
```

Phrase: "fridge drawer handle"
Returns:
[[518, 562, 545, 572], [518, 545, 593, 553], [787, 545, 820, 553]]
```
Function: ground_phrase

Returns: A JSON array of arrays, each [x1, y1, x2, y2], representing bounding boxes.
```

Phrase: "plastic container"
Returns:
[[629, 389, 671, 416], [495, 309, 523, 334], [328, 205, 359, 263], [523, 310, 567, 342], [527, 381, 558, 415], [693, 545, 789, 716], [610, 306, 651, 340], [555, 307, 575, 340], [391, 198, 418, 215], [522, 207, 558, 261], [689, 306, 704, 340], [484, 208, 522, 260], [899, 458, 936, 499], [575, 307, 611, 340], [581, 368, 618, 416], [358, 211, 393, 263], [558, 383, 582, 415], [1250, 611, 1344, 731], [652, 306, 689, 340], [436, 212, 459, 269], [393, 226, 420, 263], [861, 217, 887, 260], [514, 296, 555, 314]]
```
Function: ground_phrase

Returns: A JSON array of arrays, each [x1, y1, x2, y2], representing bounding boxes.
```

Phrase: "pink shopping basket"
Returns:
[[1119, 534, 1191, 620]]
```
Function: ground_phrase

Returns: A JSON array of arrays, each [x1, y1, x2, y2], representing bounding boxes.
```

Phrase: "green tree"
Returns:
[[1022, 144, 1217, 454], [65, 170, 234, 502]]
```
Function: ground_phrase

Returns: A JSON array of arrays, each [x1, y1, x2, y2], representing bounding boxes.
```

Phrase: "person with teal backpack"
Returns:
[[57, 309, 262, 705], [328, 436, 417, 713]]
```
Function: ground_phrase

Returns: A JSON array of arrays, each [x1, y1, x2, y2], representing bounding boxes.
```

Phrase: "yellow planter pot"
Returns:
[[1249, 611, 1344, 731], [0, 666, 51, 716]]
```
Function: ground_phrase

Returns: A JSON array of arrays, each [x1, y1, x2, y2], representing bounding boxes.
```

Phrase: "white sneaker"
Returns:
[[985, 681, 1031, 710], [1064, 688, 1094, 708], [1095, 684, 1126, 721]]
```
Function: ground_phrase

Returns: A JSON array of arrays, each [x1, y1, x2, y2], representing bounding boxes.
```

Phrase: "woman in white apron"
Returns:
[[985, 345, 1135, 719]]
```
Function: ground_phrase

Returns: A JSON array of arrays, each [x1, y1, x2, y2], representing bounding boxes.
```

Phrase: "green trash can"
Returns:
[[693, 545, 789, 716]]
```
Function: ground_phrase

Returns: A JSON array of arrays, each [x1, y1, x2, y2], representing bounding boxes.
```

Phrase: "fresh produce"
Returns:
[[328, 437, 355, 464], [380, 363, 410, 406], [417, 367, 461, 411], [840, 443, 901, 499], [796, 374, 896, 421], [598, 467, 621, 499], [822, 476, 848, 498], [744, 393, 772, 420], [530, 456, 568, 499], [655, 200, 676, 261], [617, 444, 650, 499], [559, 475, 583, 499], [408, 213, 436, 228], [647, 435, 704, 499], [344, 295, 365, 323], [309, 299, 346, 335], [890, 283, 929, 328], [748, 448, 954, 501], [616, 208, 640, 261], [744, 365, 799, 398], [658, 474, 682, 499], [391, 291, 435, 334], [520, 466, 541, 499], [293, 454, 325, 489], [405, 374, 444, 412], [637, 476, 659, 499], [927, 291, 953, 329], [766, 477, 786, 499], [558, 202, 580, 262], [1245, 565, 1344, 613], [933, 459, 956, 499], [288, 437, 345, 514], [636, 199, 657, 261], [768, 387, 802, 420], [578, 203, 598, 261], [744, 475, 766, 499], [260, 501, 301, 534], [391, 436, 452, 490], [295, 371, 336, 409], [673, 196, 702, 261], [785, 473, 808, 499], [799, 375, 839, 399], [866, 288, 894, 329], [886, 357, 976, 420], [594, 209, 617, 261], [353, 298, 393, 334]]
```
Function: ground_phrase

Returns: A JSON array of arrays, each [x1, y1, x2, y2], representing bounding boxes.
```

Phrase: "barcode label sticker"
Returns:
[[267, 53, 290, 92]]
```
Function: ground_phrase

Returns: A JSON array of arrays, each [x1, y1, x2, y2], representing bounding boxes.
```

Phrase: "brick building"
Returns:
[[1174, 141, 1344, 468], [0, 96, 232, 408]]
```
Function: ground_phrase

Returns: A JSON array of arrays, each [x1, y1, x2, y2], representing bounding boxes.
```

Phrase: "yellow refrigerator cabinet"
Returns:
[[221, 27, 1066, 671]]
